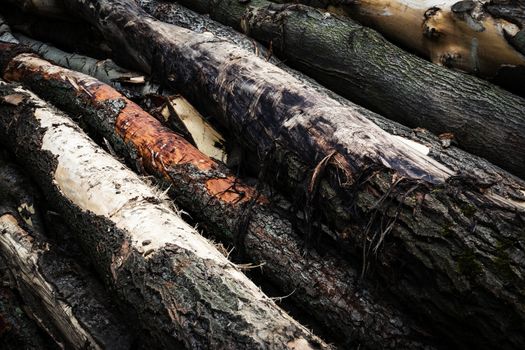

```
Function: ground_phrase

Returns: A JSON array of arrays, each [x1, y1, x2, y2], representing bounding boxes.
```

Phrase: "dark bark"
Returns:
[[0, 155, 134, 349], [0, 214, 134, 350], [52, 1, 525, 348], [0, 47, 438, 349], [486, 0, 525, 55], [0, 80, 327, 350], [0, 272, 53, 350], [167, 0, 525, 178], [1, 4, 111, 60]]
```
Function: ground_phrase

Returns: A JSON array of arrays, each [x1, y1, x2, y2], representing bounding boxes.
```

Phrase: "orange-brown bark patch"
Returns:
[[3, 53, 266, 206]]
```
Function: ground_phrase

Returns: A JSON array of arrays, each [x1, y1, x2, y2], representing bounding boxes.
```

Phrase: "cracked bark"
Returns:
[[48, 1, 525, 348], [167, 0, 525, 178], [0, 46, 438, 349], [0, 80, 328, 350]]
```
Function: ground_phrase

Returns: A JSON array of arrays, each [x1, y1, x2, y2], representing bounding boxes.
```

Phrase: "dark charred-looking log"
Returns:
[[0, 213, 134, 350], [0, 155, 133, 349], [1, 4, 111, 60], [51, 1, 525, 348], [169, 0, 525, 177], [0, 270, 52, 350], [0, 46, 438, 349], [0, 80, 327, 350]]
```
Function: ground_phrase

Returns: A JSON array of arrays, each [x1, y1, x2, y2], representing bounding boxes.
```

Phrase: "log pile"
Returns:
[[0, 1, 524, 349]]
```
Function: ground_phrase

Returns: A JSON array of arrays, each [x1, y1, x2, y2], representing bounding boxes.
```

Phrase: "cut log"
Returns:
[[0, 214, 134, 350], [0, 80, 327, 350], [0, 156, 134, 349], [159, 0, 525, 177], [0, 46, 438, 349], [9, 0, 525, 175], [272, 0, 525, 76], [14, 34, 229, 161], [38, 1, 525, 348], [14, 34, 159, 99]]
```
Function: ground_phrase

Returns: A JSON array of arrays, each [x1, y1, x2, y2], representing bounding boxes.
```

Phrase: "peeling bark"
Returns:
[[274, 0, 525, 76], [0, 214, 134, 350], [49, 1, 525, 348], [0, 48, 438, 349], [0, 80, 327, 350], [166, 0, 525, 177]]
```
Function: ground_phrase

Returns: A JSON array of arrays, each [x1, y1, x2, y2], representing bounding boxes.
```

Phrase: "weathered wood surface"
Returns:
[[7, 0, 525, 176], [0, 47, 438, 349], [0, 80, 328, 350], [0, 214, 134, 350], [51, 1, 525, 348], [272, 0, 525, 76], [166, 0, 525, 177]]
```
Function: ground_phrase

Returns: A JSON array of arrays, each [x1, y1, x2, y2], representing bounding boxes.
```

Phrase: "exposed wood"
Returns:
[[163, 96, 228, 162], [0, 214, 134, 350], [48, 1, 525, 348], [0, 80, 327, 350], [15, 34, 229, 161], [274, 0, 525, 76], [11, 0, 525, 176], [0, 48, 438, 349], [164, 0, 525, 177]]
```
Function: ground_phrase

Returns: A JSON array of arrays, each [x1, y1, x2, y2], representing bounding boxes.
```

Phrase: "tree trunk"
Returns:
[[10, 0, 525, 176], [13, 35, 229, 162], [0, 214, 134, 350], [273, 0, 525, 76], [44, 1, 525, 348], [165, 0, 525, 178], [0, 80, 327, 350], [0, 47, 438, 349]]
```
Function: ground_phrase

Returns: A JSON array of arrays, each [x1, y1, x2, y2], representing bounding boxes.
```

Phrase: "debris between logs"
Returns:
[[0, 80, 328, 350], [162, 0, 525, 177], [48, 1, 525, 348], [0, 1, 524, 349], [0, 44, 438, 349]]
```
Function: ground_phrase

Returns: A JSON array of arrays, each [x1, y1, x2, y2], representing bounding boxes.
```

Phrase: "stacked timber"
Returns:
[[0, 1, 524, 349]]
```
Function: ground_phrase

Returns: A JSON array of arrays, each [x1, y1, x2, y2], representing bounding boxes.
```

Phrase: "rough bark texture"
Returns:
[[0, 15, 17, 44], [0, 213, 134, 350], [8, 0, 525, 175], [54, 1, 525, 348], [0, 49, 439, 349], [15, 34, 160, 99], [168, 0, 525, 178], [273, 0, 525, 76], [0, 80, 327, 350], [0, 266, 53, 350]]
